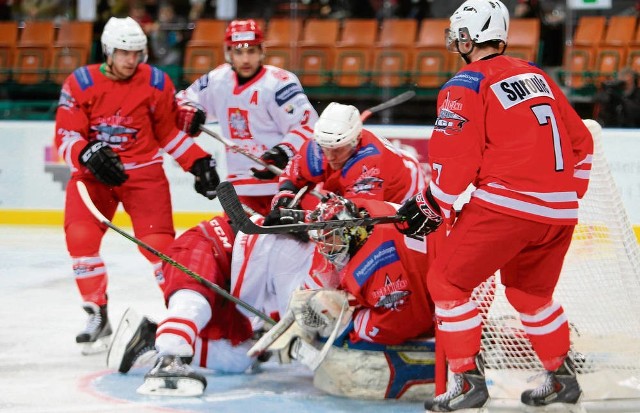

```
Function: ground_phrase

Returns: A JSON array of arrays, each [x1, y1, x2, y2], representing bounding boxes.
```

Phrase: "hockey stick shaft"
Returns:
[[199, 125, 284, 176], [360, 90, 416, 121], [76, 181, 275, 325], [218, 181, 403, 234]]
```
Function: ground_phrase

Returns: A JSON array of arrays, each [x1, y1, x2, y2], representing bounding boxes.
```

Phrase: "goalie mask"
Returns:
[[446, 0, 509, 54], [308, 195, 370, 270]]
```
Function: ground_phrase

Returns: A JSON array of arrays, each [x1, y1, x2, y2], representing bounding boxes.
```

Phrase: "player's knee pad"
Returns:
[[138, 233, 174, 262], [66, 221, 104, 256]]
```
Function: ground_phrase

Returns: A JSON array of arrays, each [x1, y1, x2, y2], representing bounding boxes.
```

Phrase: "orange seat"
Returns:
[[0, 21, 18, 82], [50, 21, 93, 84], [412, 19, 451, 88], [626, 23, 640, 73], [333, 19, 378, 87], [14, 21, 55, 84], [371, 19, 417, 87], [506, 18, 540, 63], [183, 19, 227, 84], [594, 16, 637, 83], [297, 19, 340, 87], [562, 16, 606, 89], [263, 18, 303, 71]]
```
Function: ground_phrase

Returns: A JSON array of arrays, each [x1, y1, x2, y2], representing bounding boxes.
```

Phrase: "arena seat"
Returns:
[[297, 18, 340, 87], [14, 21, 55, 84], [50, 21, 93, 84], [0, 21, 18, 82], [594, 16, 637, 84], [505, 18, 540, 63], [333, 19, 378, 87], [371, 19, 417, 87], [412, 19, 451, 88], [263, 18, 303, 71], [626, 21, 640, 73], [562, 16, 606, 89], [183, 19, 227, 84]]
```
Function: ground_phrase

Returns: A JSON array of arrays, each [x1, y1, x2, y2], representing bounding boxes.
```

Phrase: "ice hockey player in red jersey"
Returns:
[[270, 102, 426, 216], [54, 16, 219, 353], [395, 1, 593, 410], [175, 19, 318, 216]]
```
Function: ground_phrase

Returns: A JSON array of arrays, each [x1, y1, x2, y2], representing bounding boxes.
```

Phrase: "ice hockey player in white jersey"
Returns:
[[175, 19, 318, 216]]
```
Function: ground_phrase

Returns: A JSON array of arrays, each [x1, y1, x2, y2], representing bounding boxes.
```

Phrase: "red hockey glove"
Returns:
[[190, 156, 220, 200], [79, 141, 128, 186], [395, 187, 443, 236], [176, 101, 206, 136], [251, 143, 295, 180]]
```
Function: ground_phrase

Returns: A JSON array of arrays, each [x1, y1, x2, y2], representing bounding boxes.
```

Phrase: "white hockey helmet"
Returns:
[[447, 0, 509, 50], [101, 17, 148, 61], [313, 102, 363, 150]]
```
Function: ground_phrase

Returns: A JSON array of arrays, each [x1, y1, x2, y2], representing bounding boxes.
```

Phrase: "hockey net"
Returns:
[[457, 120, 640, 406]]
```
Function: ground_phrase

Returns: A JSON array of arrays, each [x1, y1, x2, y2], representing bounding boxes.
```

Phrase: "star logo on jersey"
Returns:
[[434, 91, 467, 135], [346, 165, 384, 195], [372, 274, 410, 311], [91, 111, 138, 150], [228, 108, 252, 140]]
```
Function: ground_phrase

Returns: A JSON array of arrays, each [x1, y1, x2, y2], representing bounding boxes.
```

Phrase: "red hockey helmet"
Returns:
[[224, 19, 264, 48]]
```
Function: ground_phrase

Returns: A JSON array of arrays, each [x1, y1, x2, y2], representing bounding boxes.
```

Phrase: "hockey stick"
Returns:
[[217, 181, 403, 234], [199, 125, 284, 176], [360, 90, 416, 121], [76, 181, 275, 326]]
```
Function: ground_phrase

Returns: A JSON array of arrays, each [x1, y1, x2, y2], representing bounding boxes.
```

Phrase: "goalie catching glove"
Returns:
[[395, 187, 443, 236], [176, 100, 206, 137], [190, 156, 220, 200], [79, 141, 128, 186], [251, 143, 295, 180]]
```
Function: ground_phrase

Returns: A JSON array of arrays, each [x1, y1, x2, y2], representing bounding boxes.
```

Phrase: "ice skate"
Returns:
[[137, 355, 207, 397], [106, 308, 157, 373], [424, 355, 489, 412], [521, 357, 582, 407], [76, 303, 112, 355]]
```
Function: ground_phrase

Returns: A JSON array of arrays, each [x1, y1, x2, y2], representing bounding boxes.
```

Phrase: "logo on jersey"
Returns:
[[284, 104, 294, 114], [434, 91, 468, 135], [491, 73, 554, 109], [196, 73, 209, 91], [58, 87, 75, 109], [346, 165, 384, 196], [442, 70, 484, 93], [275, 83, 303, 106], [228, 108, 252, 140], [271, 68, 290, 82], [342, 144, 380, 176], [372, 274, 410, 311], [353, 240, 400, 286], [90, 111, 138, 149]]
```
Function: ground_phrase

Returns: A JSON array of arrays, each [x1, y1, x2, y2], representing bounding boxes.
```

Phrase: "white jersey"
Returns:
[[177, 64, 318, 196], [230, 230, 316, 330]]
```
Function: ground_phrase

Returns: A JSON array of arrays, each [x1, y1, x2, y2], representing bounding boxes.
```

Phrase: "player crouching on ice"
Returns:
[[249, 194, 446, 400]]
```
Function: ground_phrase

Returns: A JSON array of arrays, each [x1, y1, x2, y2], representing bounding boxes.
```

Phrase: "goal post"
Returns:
[[438, 119, 640, 408]]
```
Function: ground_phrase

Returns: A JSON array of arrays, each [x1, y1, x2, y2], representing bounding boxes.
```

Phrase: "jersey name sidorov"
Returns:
[[491, 73, 555, 109]]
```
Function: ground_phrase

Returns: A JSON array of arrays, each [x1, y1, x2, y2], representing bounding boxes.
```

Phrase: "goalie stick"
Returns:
[[217, 181, 404, 234], [75, 181, 275, 326]]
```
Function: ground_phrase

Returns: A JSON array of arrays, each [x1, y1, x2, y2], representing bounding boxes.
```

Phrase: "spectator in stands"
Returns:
[[514, 0, 565, 66], [148, 2, 187, 66], [19, 0, 67, 21], [0, 0, 12, 20], [594, 67, 640, 128]]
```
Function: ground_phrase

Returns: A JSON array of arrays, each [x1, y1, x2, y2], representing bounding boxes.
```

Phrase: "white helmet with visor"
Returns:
[[101, 17, 148, 62], [313, 102, 363, 150], [446, 0, 509, 52]]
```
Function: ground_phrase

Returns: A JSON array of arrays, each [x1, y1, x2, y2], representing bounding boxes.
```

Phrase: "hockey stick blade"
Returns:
[[76, 181, 275, 325], [217, 181, 403, 234], [360, 90, 416, 121]]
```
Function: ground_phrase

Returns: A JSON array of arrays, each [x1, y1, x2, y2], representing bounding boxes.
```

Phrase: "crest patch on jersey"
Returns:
[[442, 70, 484, 93], [228, 108, 252, 140], [150, 67, 165, 91], [491, 73, 555, 109], [434, 91, 468, 135], [307, 141, 324, 176], [353, 240, 400, 287], [73, 67, 93, 91], [90, 111, 138, 150], [372, 274, 410, 311], [342, 144, 380, 177], [275, 83, 303, 106], [346, 165, 384, 196]]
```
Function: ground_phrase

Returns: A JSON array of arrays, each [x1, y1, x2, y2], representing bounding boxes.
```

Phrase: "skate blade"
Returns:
[[136, 377, 205, 397], [106, 308, 143, 370], [80, 335, 111, 356]]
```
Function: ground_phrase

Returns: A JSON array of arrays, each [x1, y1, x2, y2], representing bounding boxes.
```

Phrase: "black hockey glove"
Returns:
[[251, 143, 295, 180], [176, 101, 206, 136], [395, 188, 443, 237], [79, 141, 128, 186], [190, 156, 220, 200], [264, 208, 310, 242]]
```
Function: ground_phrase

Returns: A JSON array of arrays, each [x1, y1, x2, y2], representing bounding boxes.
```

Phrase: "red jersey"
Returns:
[[281, 129, 426, 205], [429, 55, 593, 225], [337, 199, 439, 345], [55, 64, 208, 174]]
